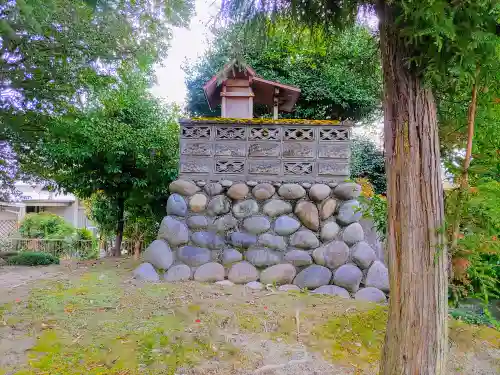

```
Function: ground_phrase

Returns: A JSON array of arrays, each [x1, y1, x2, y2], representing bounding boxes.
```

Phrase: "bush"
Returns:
[[350, 137, 386, 194], [7, 252, 60, 266], [19, 213, 75, 239]]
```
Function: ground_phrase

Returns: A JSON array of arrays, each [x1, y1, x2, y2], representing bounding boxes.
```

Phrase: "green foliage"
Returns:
[[19, 213, 75, 240], [361, 194, 388, 242], [14, 71, 180, 252], [350, 137, 386, 194], [7, 252, 60, 266], [184, 24, 381, 120], [446, 180, 500, 304], [1, 0, 193, 139], [449, 308, 499, 330]]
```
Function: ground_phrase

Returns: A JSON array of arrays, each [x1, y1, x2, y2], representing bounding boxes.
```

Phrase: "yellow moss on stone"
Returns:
[[187, 117, 343, 126]]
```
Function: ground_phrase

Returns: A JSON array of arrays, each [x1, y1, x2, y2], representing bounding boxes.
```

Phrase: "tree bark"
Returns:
[[133, 239, 141, 260], [378, 2, 448, 374], [112, 196, 125, 257]]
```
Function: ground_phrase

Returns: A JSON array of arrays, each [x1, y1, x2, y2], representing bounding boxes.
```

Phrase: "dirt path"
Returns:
[[0, 259, 499, 375]]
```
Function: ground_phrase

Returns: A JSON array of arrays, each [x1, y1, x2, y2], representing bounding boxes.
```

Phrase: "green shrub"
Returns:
[[7, 252, 60, 266], [350, 137, 386, 194], [19, 213, 75, 239]]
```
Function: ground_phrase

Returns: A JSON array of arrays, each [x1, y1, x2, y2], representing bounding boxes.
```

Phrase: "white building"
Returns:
[[0, 182, 93, 238]]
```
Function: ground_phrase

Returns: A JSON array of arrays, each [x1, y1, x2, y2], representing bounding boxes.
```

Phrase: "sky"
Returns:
[[150, 0, 220, 107]]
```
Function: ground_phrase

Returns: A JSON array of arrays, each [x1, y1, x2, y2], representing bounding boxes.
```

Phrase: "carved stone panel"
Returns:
[[317, 161, 349, 176], [180, 157, 212, 174], [283, 162, 314, 175], [248, 160, 280, 175], [249, 127, 281, 141], [248, 143, 281, 157], [319, 128, 349, 141], [216, 126, 246, 140], [181, 126, 211, 139], [318, 143, 350, 158], [215, 159, 245, 174], [282, 143, 314, 158], [214, 143, 246, 157], [181, 142, 212, 156], [284, 127, 315, 141]]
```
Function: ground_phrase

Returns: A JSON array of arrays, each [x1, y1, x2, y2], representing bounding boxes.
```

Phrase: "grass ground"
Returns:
[[0, 258, 499, 375]]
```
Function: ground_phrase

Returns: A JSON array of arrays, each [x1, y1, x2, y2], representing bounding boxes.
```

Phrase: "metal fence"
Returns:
[[0, 238, 143, 259]]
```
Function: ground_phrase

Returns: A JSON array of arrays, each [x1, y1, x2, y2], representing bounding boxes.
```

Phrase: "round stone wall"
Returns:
[[133, 179, 389, 303]]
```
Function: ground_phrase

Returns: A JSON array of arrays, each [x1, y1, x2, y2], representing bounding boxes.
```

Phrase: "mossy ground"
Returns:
[[1, 258, 499, 375]]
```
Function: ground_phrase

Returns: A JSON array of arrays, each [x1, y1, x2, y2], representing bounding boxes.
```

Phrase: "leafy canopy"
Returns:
[[14, 69, 180, 210], [0, 0, 193, 138], [220, 1, 499, 83], [184, 24, 381, 120]]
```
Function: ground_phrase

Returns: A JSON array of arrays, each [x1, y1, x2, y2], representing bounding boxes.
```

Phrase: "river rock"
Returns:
[[320, 221, 341, 242], [207, 195, 231, 216], [301, 182, 312, 189], [143, 239, 174, 269], [284, 250, 313, 267], [232, 200, 259, 219], [133, 263, 159, 282], [177, 246, 211, 267], [333, 264, 363, 293], [191, 231, 225, 250], [312, 285, 350, 298], [294, 201, 319, 231], [337, 200, 362, 225], [221, 179, 233, 188], [164, 264, 191, 282], [228, 261, 259, 284], [319, 198, 337, 220], [189, 194, 207, 213], [230, 232, 258, 248], [246, 281, 264, 290], [210, 214, 238, 233], [274, 216, 301, 235], [355, 287, 387, 303], [196, 181, 206, 187], [351, 241, 376, 269], [312, 241, 349, 269], [227, 183, 249, 200], [187, 215, 209, 230], [260, 264, 296, 285], [243, 216, 271, 234], [263, 200, 293, 217], [342, 223, 364, 245], [158, 216, 189, 247], [365, 261, 390, 292], [309, 184, 331, 202], [169, 180, 199, 196], [166, 194, 187, 216], [278, 184, 306, 199], [252, 183, 275, 200], [222, 248, 243, 265], [293, 265, 332, 289], [290, 230, 319, 249], [258, 233, 287, 251], [246, 180, 258, 187], [215, 280, 235, 287], [204, 182, 223, 196], [194, 262, 225, 282], [278, 284, 301, 292], [334, 182, 361, 200], [245, 249, 282, 267]]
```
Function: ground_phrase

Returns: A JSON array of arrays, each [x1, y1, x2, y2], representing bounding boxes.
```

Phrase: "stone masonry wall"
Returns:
[[134, 179, 390, 302]]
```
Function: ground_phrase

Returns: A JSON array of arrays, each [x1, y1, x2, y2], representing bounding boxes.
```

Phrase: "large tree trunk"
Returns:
[[112, 197, 125, 257], [378, 2, 448, 374]]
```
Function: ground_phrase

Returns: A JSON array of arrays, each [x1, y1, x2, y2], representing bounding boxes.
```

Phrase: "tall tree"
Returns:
[[220, 1, 499, 373], [14, 71, 180, 256], [0, 0, 193, 139], [184, 24, 381, 120]]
